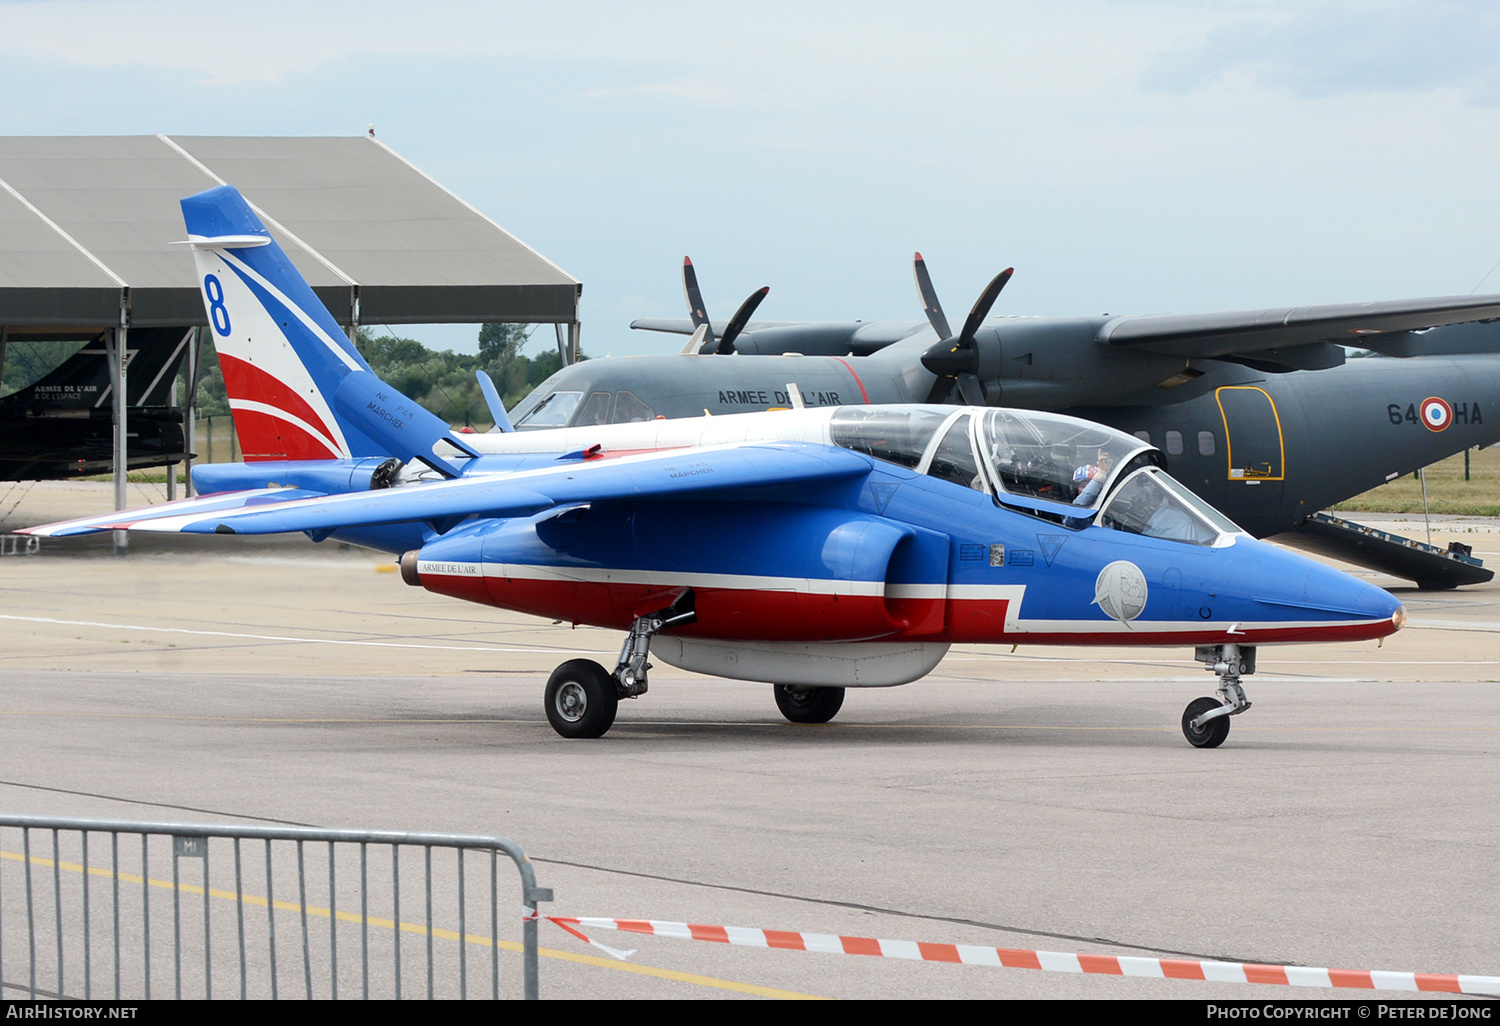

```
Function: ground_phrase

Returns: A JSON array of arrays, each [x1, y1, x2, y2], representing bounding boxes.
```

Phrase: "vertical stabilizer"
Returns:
[[179, 185, 476, 473]]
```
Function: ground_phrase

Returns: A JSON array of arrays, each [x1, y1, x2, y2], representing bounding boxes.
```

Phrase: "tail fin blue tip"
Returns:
[[180, 185, 268, 240]]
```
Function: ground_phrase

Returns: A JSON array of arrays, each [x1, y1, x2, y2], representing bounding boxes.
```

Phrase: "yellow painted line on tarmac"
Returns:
[[0, 709, 545, 725], [0, 613, 611, 656], [0, 849, 818, 999]]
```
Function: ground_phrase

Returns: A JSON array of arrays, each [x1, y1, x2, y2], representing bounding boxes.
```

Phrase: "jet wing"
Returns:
[[21, 487, 329, 538], [1098, 293, 1500, 359], [21, 443, 873, 539]]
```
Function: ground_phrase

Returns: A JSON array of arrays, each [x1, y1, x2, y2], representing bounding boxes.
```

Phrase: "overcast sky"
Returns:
[[3, 0, 1499, 355]]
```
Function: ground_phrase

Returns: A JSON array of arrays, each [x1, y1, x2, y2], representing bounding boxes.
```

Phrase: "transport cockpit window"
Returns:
[[514, 391, 582, 428], [612, 391, 655, 423]]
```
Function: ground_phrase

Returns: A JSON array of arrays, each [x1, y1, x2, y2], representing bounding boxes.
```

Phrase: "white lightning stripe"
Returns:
[[217, 249, 363, 373], [417, 561, 1389, 636], [18, 489, 300, 537], [227, 398, 342, 457], [140, 329, 193, 405], [432, 560, 890, 597]]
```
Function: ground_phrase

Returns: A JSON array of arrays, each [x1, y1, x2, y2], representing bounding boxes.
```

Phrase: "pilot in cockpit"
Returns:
[[1072, 451, 1113, 508]]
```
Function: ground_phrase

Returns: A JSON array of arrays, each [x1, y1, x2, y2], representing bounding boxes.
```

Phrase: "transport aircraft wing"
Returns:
[[1095, 294, 1500, 359]]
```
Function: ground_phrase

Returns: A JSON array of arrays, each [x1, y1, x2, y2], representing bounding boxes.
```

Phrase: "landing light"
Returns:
[[1393, 606, 1407, 630]]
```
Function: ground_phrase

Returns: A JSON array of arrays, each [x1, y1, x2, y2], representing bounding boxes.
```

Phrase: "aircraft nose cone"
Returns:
[[1248, 544, 1404, 641]]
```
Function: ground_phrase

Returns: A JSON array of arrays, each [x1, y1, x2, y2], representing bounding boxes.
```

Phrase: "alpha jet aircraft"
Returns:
[[514, 257, 1500, 588], [24, 185, 1406, 747], [0, 327, 192, 481]]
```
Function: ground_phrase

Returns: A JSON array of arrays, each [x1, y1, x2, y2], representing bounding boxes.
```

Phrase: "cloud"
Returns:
[[1140, 1, 1500, 104]]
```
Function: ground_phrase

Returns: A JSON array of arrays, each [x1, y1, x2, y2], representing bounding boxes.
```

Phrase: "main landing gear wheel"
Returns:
[[774, 685, 846, 724], [545, 660, 618, 739], [1182, 696, 1230, 749]]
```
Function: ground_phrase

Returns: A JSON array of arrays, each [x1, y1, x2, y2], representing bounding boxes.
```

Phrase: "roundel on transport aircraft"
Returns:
[[1421, 397, 1453, 432]]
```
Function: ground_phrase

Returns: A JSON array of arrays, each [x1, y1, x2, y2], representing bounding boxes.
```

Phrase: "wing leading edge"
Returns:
[[21, 442, 874, 539], [1098, 293, 1500, 359]]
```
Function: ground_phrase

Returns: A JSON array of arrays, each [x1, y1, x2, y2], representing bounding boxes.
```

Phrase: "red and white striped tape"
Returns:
[[549, 917, 1500, 996]]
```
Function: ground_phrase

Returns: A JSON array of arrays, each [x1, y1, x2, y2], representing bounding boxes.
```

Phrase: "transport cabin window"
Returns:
[[574, 391, 613, 426], [612, 391, 655, 423], [1198, 431, 1216, 456], [515, 391, 582, 428], [830, 407, 951, 468], [1134, 430, 1151, 444], [1165, 430, 1184, 455], [927, 420, 985, 492]]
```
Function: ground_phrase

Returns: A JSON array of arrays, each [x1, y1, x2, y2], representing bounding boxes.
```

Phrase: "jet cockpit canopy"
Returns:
[[829, 405, 1245, 546]]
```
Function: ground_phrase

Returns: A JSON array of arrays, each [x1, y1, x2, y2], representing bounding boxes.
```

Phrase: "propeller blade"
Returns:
[[924, 375, 957, 405], [957, 267, 1013, 344], [913, 252, 952, 339], [955, 372, 987, 406], [716, 286, 770, 355], [682, 256, 716, 347]]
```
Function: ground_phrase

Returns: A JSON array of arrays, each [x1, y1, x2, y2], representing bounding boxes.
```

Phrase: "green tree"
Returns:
[[478, 323, 535, 400]]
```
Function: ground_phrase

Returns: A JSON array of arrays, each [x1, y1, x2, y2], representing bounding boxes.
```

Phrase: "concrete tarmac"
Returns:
[[0, 500, 1497, 999]]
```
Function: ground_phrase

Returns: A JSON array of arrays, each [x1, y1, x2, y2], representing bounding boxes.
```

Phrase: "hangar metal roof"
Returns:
[[0, 135, 579, 331]]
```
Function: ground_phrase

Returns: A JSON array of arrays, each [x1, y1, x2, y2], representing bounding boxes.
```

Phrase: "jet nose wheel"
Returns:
[[1182, 696, 1231, 749], [546, 659, 619, 739], [773, 685, 846, 724]]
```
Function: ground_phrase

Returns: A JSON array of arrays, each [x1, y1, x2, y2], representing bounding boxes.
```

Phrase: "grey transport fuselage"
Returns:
[[510, 317, 1500, 542]]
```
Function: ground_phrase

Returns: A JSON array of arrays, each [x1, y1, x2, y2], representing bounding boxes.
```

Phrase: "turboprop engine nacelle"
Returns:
[[401, 502, 949, 641]]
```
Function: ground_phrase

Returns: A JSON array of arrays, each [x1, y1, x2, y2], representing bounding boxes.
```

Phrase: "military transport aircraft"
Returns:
[[512, 256, 1500, 588], [0, 327, 191, 480], [23, 185, 1407, 749]]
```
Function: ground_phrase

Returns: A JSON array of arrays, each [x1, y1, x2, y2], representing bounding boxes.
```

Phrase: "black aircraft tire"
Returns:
[[773, 685, 846, 724], [1182, 696, 1230, 749], [545, 660, 619, 739]]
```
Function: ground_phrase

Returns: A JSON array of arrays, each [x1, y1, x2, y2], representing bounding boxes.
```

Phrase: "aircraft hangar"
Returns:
[[0, 134, 580, 521]]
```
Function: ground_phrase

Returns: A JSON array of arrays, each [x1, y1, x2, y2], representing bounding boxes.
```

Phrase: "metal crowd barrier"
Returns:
[[0, 815, 552, 1000], [0, 535, 39, 556]]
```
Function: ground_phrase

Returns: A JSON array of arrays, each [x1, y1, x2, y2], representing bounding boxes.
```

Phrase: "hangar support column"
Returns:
[[109, 294, 129, 554]]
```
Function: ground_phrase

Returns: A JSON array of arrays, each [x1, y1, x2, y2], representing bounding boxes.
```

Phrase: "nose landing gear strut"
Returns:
[[1182, 644, 1254, 749]]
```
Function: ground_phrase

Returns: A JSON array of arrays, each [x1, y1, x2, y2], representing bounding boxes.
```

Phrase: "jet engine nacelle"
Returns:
[[402, 502, 948, 641], [193, 456, 402, 496]]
